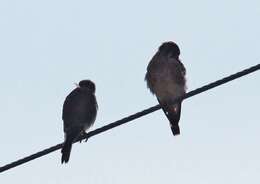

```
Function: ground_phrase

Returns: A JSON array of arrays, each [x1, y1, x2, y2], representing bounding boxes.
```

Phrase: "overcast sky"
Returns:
[[1, 0, 260, 183]]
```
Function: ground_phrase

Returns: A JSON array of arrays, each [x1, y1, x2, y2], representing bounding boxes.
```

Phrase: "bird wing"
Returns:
[[168, 57, 186, 87]]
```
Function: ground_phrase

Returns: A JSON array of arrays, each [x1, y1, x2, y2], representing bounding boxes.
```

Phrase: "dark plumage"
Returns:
[[145, 41, 186, 136], [61, 80, 98, 163]]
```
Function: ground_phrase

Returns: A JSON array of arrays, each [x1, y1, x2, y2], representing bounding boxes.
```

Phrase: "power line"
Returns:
[[0, 63, 259, 173]]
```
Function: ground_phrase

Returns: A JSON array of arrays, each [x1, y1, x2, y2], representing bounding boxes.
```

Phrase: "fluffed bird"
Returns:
[[61, 80, 98, 163], [145, 41, 187, 136]]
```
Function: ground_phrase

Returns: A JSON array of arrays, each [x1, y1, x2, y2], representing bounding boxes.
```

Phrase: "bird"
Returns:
[[145, 41, 187, 136], [61, 80, 98, 164]]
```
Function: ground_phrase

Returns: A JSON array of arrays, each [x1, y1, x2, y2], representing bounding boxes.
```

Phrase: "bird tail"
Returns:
[[61, 129, 80, 164], [158, 99, 182, 136]]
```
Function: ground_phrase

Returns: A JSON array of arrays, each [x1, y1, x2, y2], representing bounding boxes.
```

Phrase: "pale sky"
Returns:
[[1, 0, 260, 183]]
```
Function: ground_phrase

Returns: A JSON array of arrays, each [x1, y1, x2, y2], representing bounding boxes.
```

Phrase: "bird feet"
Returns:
[[83, 132, 89, 143], [79, 132, 88, 143]]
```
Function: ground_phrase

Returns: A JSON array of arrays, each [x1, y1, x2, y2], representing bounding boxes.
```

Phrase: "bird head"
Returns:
[[77, 80, 96, 93], [159, 41, 180, 59]]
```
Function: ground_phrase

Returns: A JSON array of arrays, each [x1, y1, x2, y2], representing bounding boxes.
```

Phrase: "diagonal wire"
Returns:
[[0, 63, 260, 173]]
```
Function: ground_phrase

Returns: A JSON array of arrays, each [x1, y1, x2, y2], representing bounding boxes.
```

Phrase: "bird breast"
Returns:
[[147, 58, 186, 102]]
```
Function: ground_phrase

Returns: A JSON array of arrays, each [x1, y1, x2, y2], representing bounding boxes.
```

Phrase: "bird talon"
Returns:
[[85, 137, 89, 142], [79, 132, 88, 143]]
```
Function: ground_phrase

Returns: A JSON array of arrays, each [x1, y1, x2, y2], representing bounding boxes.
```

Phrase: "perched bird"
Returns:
[[61, 80, 98, 163], [145, 41, 187, 136]]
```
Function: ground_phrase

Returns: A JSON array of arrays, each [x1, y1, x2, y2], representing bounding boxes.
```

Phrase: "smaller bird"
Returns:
[[61, 80, 98, 164], [145, 41, 187, 136]]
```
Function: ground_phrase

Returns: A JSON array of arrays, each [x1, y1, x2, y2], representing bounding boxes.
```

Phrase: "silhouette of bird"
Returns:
[[61, 80, 98, 163], [145, 41, 186, 136]]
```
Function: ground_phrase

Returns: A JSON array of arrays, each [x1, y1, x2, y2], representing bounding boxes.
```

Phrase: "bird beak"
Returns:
[[74, 82, 80, 88]]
